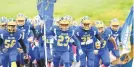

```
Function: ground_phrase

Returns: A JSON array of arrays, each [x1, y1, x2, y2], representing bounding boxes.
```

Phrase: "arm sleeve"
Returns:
[[18, 38, 27, 53], [95, 33, 104, 43], [95, 32, 104, 47], [109, 36, 117, 48], [30, 26, 36, 37], [36, 33, 43, 40], [94, 27, 104, 42], [0, 38, 3, 50], [72, 35, 81, 49]]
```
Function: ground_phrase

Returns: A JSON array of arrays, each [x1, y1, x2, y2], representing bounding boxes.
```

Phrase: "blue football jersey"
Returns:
[[47, 26, 80, 52], [70, 25, 77, 30], [0, 29, 4, 34], [35, 25, 43, 43], [36, 24, 53, 46], [17, 21, 32, 43], [75, 26, 98, 50], [94, 28, 112, 50], [0, 29, 22, 49], [107, 27, 122, 49]]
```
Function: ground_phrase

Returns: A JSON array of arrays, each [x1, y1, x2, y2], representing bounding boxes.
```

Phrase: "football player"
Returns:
[[107, 19, 122, 62], [94, 21, 118, 67], [64, 15, 76, 66], [15, 13, 36, 67], [45, 16, 83, 67], [0, 16, 8, 66], [115, 20, 134, 67], [0, 17, 7, 29], [32, 18, 46, 67], [0, 20, 28, 67], [75, 16, 104, 67]]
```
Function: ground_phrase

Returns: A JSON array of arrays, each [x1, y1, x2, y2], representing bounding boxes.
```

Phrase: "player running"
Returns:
[[75, 16, 104, 67], [46, 16, 83, 67], [94, 21, 117, 67], [0, 20, 28, 67]]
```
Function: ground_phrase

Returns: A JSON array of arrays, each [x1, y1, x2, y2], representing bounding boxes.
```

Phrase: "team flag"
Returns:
[[37, 0, 56, 30], [121, 6, 133, 54]]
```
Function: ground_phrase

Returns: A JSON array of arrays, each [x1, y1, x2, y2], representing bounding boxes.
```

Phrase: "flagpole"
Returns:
[[43, 21, 48, 67], [42, 0, 48, 67]]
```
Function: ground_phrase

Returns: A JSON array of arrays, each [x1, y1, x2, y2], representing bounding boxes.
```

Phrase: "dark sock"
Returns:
[[16, 61, 20, 67]]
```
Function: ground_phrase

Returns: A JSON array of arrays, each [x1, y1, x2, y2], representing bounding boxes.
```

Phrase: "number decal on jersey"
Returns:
[[42, 36, 45, 41], [81, 36, 91, 42], [95, 41, 101, 49], [42, 36, 50, 43], [95, 40, 106, 49], [4, 39, 16, 48], [81, 36, 92, 45], [101, 40, 106, 48], [57, 35, 70, 46]]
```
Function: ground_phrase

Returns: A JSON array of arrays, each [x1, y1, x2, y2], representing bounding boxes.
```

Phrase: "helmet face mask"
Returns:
[[110, 18, 120, 31], [98, 27, 104, 33], [58, 16, 71, 31], [82, 23, 91, 30], [33, 18, 40, 27], [59, 21, 70, 31], [0, 23, 6, 29], [16, 13, 26, 26], [111, 25, 119, 31], [81, 20, 92, 30], [7, 22, 17, 33], [95, 20, 105, 33], [81, 16, 92, 30], [0, 16, 7, 29], [16, 19, 25, 26], [7, 25, 17, 33]]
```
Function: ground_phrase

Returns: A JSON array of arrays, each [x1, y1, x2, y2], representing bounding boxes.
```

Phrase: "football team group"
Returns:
[[0, 13, 133, 67]]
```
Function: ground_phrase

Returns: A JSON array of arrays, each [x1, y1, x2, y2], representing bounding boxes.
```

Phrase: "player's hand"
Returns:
[[34, 39, 39, 46], [2, 48, 8, 53], [23, 53, 29, 59], [79, 49, 83, 55], [23, 53, 29, 64], [17, 48, 23, 53], [34, 41, 39, 46], [33, 60, 37, 64], [94, 50, 99, 55], [114, 46, 119, 50], [73, 54, 76, 62], [27, 37, 34, 43]]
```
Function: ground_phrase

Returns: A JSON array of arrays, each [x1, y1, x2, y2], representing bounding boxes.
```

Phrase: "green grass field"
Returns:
[[0, 0, 133, 25]]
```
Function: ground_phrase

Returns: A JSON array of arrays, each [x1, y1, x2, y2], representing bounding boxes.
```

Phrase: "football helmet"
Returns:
[[0, 16, 7, 29], [81, 16, 92, 30], [7, 19, 17, 33], [95, 20, 105, 33], [110, 18, 120, 31], [32, 17, 41, 27], [16, 13, 26, 26], [64, 15, 74, 22], [58, 16, 70, 31]]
